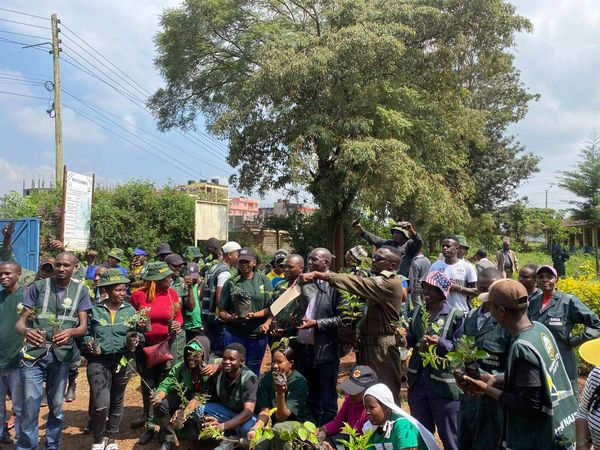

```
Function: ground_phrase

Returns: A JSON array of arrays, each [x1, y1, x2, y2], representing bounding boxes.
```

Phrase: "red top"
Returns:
[[323, 394, 368, 436], [130, 288, 183, 345], [542, 294, 553, 310]]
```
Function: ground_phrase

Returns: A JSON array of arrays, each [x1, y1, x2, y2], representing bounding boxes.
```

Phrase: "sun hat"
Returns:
[[222, 241, 241, 254], [579, 339, 600, 366], [389, 223, 410, 239], [185, 246, 203, 261], [156, 243, 172, 257], [487, 278, 528, 310], [97, 268, 130, 287], [107, 248, 125, 261], [423, 271, 452, 299], [340, 365, 378, 395], [456, 235, 470, 250], [141, 261, 173, 281], [164, 253, 184, 266]]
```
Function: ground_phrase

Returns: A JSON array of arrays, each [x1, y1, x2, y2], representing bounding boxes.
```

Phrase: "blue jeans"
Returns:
[[0, 367, 22, 439], [223, 330, 267, 376], [17, 354, 70, 450], [199, 402, 256, 436]]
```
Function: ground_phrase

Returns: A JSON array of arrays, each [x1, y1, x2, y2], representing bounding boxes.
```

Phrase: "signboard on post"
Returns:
[[194, 200, 228, 242], [61, 167, 95, 252]]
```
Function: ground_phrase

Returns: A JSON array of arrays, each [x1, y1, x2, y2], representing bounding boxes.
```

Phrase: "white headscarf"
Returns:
[[362, 384, 441, 450]]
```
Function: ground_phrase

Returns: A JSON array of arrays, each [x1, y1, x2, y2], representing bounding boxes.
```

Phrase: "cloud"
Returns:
[[0, 157, 54, 194]]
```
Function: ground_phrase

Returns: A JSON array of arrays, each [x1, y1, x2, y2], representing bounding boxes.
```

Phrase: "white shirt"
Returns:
[[576, 367, 600, 448], [429, 259, 477, 311]]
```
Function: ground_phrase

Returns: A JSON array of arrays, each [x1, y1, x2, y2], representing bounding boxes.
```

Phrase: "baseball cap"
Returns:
[[39, 256, 55, 269], [487, 279, 528, 310], [164, 253, 184, 266], [536, 265, 558, 278], [238, 247, 257, 262], [187, 262, 200, 279], [271, 248, 289, 265], [132, 247, 148, 256], [222, 241, 241, 254], [340, 365, 378, 395], [423, 271, 451, 299]]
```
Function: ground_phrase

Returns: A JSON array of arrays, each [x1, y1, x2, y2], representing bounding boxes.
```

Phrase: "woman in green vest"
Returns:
[[529, 265, 600, 393], [83, 268, 142, 450], [406, 271, 464, 450], [463, 279, 577, 450]]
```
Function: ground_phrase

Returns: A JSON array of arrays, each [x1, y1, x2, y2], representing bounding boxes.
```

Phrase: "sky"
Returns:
[[0, 0, 598, 211]]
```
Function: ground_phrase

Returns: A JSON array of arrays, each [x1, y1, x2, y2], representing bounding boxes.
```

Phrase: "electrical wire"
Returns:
[[62, 102, 205, 179], [0, 28, 48, 40], [0, 17, 50, 30], [0, 89, 49, 100], [0, 7, 48, 21]]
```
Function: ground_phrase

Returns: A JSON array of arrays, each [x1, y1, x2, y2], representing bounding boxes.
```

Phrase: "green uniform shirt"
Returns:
[[256, 370, 313, 423], [528, 290, 600, 385], [368, 412, 424, 449], [206, 366, 258, 413], [157, 339, 207, 398], [171, 276, 188, 305], [184, 284, 202, 331], [83, 300, 142, 355], [220, 273, 273, 339], [0, 286, 25, 370]]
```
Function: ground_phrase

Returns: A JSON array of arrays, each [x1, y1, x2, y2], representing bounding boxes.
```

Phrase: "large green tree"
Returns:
[[559, 131, 600, 223], [150, 0, 538, 260]]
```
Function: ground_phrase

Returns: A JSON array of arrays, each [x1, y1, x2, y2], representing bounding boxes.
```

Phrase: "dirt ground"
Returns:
[[5, 350, 358, 450]]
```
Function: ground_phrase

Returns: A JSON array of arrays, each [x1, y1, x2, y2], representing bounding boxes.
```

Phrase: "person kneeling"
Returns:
[[248, 342, 313, 449], [151, 336, 217, 450], [198, 343, 258, 446]]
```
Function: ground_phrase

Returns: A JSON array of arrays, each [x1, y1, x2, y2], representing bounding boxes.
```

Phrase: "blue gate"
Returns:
[[0, 217, 40, 272]]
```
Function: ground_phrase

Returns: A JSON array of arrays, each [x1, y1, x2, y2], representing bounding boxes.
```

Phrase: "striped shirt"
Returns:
[[576, 367, 600, 448]]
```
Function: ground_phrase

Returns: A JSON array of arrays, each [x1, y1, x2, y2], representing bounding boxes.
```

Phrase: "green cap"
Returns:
[[141, 261, 173, 281], [390, 224, 409, 239], [185, 246, 203, 261], [97, 268, 130, 287], [456, 235, 469, 249], [107, 248, 125, 261]]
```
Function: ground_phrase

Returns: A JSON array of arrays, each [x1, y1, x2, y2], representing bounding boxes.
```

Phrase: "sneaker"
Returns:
[[105, 439, 119, 450], [91, 438, 107, 450], [65, 383, 76, 402]]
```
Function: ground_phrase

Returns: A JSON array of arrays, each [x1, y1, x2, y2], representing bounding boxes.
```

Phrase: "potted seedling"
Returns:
[[168, 302, 179, 335], [445, 335, 490, 382], [419, 307, 447, 370], [127, 307, 152, 332], [337, 422, 375, 450], [230, 274, 252, 319], [337, 290, 365, 345]]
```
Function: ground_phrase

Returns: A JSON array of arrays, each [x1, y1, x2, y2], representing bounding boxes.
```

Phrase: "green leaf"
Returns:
[[297, 427, 307, 441], [119, 355, 129, 367], [303, 421, 316, 432]]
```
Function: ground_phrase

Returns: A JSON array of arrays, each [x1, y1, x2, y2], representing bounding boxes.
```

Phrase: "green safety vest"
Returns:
[[503, 322, 577, 450], [201, 262, 230, 323], [25, 278, 87, 362], [407, 304, 463, 400], [459, 307, 510, 450]]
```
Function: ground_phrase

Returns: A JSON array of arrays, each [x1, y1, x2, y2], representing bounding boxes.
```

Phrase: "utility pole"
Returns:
[[545, 184, 554, 209], [51, 14, 63, 185]]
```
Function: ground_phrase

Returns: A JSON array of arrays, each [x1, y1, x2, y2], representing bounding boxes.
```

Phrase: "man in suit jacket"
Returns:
[[496, 238, 518, 279]]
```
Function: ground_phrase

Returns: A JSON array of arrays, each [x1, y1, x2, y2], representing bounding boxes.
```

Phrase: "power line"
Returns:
[[59, 20, 231, 157], [0, 28, 48, 40], [0, 7, 49, 21], [61, 88, 230, 173], [62, 102, 204, 179], [0, 17, 50, 30], [0, 89, 49, 100]]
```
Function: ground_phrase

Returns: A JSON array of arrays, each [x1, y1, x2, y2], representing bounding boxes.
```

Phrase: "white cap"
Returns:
[[222, 241, 241, 254]]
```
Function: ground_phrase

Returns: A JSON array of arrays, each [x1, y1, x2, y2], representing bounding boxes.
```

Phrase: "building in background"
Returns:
[[229, 197, 260, 230], [178, 179, 229, 204]]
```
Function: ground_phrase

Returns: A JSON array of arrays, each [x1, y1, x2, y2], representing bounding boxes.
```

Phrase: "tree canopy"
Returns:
[[150, 0, 539, 256]]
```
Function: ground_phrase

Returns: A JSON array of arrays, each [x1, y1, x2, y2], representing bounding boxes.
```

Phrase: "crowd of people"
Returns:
[[1, 219, 600, 450]]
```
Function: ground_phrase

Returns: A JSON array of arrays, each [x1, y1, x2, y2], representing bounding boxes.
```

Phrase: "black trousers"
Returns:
[[87, 355, 132, 443]]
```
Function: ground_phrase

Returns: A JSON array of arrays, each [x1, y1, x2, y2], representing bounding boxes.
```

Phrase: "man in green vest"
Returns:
[[458, 267, 509, 450], [15, 251, 93, 450], [463, 278, 577, 450]]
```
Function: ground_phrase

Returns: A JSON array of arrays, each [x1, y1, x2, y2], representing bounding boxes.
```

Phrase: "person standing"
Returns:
[[299, 246, 405, 404], [129, 247, 148, 282], [15, 252, 92, 450], [529, 265, 600, 392], [183, 262, 203, 341], [155, 243, 172, 261], [408, 251, 431, 312], [517, 264, 539, 301], [429, 236, 478, 312], [293, 248, 341, 426], [462, 279, 577, 449], [495, 238, 519, 279], [219, 247, 273, 375], [129, 262, 183, 445], [83, 269, 142, 450], [551, 241, 569, 277], [457, 268, 509, 450], [406, 271, 464, 450], [473, 249, 495, 274], [85, 248, 128, 279], [266, 249, 289, 287], [352, 220, 423, 276], [165, 253, 188, 361], [0, 261, 25, 445]]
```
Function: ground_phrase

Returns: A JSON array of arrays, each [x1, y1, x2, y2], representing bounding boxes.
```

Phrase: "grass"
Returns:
[[515, 247, 597, 278]]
